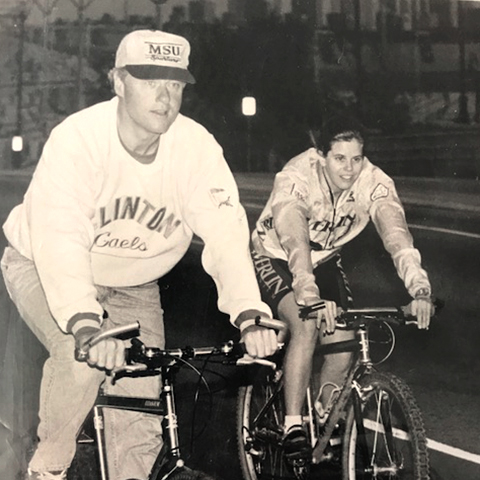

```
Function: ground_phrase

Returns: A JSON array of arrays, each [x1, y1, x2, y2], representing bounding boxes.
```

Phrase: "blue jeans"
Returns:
[[1, 246, 165, 480]]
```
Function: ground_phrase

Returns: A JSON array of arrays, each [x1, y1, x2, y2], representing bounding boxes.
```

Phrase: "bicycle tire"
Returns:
[[341, 371, 429, 480], [151, 466, 218, 480], [237, 366, 297, 480]]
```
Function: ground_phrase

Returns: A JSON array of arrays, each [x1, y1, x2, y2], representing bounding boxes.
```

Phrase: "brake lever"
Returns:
[[111, 363, 147, 384], [237, 354, 278, 369]]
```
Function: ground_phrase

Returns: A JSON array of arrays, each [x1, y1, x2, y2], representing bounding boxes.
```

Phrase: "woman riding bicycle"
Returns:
[[250, 115, 434, 462]]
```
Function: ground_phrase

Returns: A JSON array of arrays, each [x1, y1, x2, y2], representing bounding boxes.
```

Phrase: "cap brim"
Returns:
[[125, 65, 195, 84]]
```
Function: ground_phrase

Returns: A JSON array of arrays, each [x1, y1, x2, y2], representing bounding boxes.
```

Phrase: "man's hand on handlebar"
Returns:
[[236, 311, 282, 358], [86, 338, 126, 370], [241, 324, 278, 358], [75, 326, 126, 370]]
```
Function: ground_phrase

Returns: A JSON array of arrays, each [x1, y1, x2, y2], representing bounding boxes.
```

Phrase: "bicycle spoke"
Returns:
[[238, 368, 301, 480], [342, 372, 429, 480]]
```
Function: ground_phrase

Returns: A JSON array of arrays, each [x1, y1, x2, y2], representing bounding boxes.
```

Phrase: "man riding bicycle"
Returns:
[[250, 116, 434, 462], [1, 29, 277, 480]]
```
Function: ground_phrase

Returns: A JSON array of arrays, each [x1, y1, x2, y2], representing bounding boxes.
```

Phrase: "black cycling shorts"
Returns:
[[251, 249, 354, 318]]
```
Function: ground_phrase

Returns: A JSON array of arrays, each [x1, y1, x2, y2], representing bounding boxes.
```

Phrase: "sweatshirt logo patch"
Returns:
[[371, 183, 389, 201], [290, 183, 306, 202], [210, 188, 233, 208]]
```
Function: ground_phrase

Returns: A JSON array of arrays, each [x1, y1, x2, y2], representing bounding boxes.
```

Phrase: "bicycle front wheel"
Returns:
[[342, 372, 429, 480], [237, 366, 296, 480]]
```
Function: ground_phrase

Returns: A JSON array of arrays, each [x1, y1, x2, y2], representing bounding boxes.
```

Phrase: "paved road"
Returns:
[[0, 172, 479, 479]]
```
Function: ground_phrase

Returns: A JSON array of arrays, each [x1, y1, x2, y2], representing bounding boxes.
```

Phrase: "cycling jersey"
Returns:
[[3, 97, 271, 332], [252, 148, 431, 306]]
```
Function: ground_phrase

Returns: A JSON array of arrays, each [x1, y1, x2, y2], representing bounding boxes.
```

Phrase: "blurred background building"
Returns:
[[1, 0, 479, 176]]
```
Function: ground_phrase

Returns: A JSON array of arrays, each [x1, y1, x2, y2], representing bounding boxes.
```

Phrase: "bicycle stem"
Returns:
[[358, 328, 372, 365]]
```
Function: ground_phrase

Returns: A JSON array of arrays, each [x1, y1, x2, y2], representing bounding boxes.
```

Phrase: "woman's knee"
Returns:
[[322, 351, 353, 377], [278, 293, 318, 341]]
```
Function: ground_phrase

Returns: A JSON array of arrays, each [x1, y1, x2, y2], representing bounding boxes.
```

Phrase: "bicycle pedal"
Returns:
[[255, 426, 282, 445], [329, 436, 342, 447], [285, 449, 312, 464], [246, 444, 264, 458], [290, 459, 310, 480], [318, 451, 334, 463], [245, 439, 265, 458]]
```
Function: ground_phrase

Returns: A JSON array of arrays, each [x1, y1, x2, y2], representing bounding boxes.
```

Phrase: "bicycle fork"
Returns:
[[354, 383, 401, 477], [149, 375, 187, 480]]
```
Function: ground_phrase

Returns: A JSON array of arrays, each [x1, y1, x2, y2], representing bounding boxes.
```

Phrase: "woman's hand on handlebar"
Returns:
[[304, 297, 338, 334], [409, 297, 433, 330]]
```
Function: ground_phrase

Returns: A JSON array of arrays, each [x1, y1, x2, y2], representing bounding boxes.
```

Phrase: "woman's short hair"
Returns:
[[316, 115, 365, 154]]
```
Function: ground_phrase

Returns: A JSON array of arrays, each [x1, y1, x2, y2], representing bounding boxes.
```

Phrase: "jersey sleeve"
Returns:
[[367, 172, 431, 298], [24, 123, 104, 332], [183, 143, 272, 324], [271, 150, 321, 305]]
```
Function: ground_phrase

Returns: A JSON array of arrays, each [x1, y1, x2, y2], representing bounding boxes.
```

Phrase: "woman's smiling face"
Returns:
[[321, 139, 364, 196]]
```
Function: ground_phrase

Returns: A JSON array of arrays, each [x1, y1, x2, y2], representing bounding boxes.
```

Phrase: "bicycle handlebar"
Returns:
[[77, 317, 286, 371], [299, 298, 444, 328], [121, 317, 287, 372]]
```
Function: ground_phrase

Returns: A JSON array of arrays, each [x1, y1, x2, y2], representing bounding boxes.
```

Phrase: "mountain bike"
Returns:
[[76, 317, 287, 480], [237, 302, 442, 480]]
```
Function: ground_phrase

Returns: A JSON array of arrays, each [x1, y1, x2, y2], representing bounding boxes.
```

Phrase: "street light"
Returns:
[[242, 96, 256, 172], [12, 136, 23, 153]]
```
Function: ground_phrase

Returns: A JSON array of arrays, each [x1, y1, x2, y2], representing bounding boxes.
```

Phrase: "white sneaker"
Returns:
[[27, 468, 67, 480]]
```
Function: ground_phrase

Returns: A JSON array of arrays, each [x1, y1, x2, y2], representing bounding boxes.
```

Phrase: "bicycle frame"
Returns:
[[80, 316, 287, 480], [91, 362, 184, 480], [244, 323, 379, 466], [238, 306, 438, 480], [312, 325, 373, 463]]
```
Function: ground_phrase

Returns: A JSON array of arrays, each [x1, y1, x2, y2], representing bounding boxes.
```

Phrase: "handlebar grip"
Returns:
[[401, 297, 444, 319], [76, 322, 141, 361], [254, 317, 288, 336], [75, 346, 90, 362], [89, 322, 141, 347], [299, 302, 326, 320]]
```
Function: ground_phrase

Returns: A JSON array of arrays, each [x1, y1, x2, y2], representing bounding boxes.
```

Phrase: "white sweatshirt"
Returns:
[[252, 148, 431, 306], [3, 97, 271, 332]]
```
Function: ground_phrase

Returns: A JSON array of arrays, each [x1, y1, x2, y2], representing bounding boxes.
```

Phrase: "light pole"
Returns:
[[69, 0, 97, 110], [149, 0, 169, 28], [242, 96, 256, 172], [353, 0, 363, 119], [13, 8, 27, 169], [457, 0, 469, 124]]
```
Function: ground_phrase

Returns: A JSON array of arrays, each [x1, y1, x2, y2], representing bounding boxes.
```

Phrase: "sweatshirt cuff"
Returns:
[[234, 309, 271, 330], [66, 312, 103, 336]]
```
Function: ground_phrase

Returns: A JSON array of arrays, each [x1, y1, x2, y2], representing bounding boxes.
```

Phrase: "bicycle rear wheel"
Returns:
[[237, 366, 297, 480], [342, 372, 429, 480], [166, 468, 217, 480]]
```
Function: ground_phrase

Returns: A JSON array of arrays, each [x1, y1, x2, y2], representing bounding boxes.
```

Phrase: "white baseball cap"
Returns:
[[115, 30, 196, 84]]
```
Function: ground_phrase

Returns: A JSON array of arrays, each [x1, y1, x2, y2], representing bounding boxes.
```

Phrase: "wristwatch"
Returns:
[[414, 287, 431, 299]]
